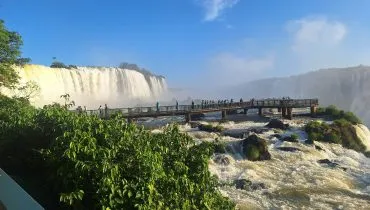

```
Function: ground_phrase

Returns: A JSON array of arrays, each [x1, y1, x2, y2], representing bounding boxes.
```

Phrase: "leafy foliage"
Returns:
[[198, 124, 225, 133], [0, 19, 30, 88], [305, 119, 366, 153], [0, 95, 235, 209], [316, 105, 362, 124], [290, 134, 299, 141]]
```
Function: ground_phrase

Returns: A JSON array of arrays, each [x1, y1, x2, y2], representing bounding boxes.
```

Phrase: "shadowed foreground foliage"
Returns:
[[0, 95, 235, 210]]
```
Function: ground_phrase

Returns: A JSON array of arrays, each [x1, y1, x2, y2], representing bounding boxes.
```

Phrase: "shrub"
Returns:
[[305, 119, 366, 154], [290, 134, 299, 141], [316, 105, 362, 124], [323, 132, 341, 144], [245, 145, 260, 161], [198, 124, 225, 132]]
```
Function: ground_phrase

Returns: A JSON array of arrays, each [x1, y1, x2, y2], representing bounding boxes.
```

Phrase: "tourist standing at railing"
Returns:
[[104, 104, 108, 119], [156, 102, 159, 112], [191, 101, 194, 109], [98, 105, 103, 118], [176, 100, 179, 111]]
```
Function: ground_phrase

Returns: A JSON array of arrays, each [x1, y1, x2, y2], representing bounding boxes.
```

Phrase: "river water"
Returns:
[[141, 113, 370, 209]]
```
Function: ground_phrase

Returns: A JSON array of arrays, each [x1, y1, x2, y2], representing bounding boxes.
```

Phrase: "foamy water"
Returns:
[[139, 114, 370, 209], [178, 118, 370, 210]]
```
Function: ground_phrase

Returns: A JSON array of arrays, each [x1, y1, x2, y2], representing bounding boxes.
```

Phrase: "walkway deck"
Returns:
[[79, 98, 319, 121]]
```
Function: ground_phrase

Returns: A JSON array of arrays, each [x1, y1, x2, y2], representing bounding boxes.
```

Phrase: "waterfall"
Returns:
[[6, 64, 168, 109]]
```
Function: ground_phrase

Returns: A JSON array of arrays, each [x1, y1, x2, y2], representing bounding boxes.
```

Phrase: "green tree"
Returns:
[[0, 19, 30, 88]]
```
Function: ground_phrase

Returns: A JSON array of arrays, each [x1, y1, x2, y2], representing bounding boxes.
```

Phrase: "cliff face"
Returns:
[[234, 66, 370, 126]]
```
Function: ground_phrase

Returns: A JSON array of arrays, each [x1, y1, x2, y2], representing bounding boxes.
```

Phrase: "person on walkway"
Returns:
[[201, 100, 204, 109], [191, 101, 195, 110], [176, 100, 179, 111], [98, 105, 102, 118], [104, 104, 108, 118], [156, 102, 159, 112]]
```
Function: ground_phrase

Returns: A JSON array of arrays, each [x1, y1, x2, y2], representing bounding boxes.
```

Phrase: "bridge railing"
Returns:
[[80, 98, 319, 117]]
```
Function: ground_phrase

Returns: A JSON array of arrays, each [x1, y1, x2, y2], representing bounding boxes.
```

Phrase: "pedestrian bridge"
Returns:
[[79, 98, 319, 122]]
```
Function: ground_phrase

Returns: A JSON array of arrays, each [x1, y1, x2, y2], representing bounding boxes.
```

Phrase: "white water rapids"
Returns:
[[3, 64, 168, 108], [147, 115, 370, 209]]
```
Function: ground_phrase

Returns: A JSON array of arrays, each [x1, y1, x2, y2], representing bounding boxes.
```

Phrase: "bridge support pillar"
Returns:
[[244, 108, 248, 115], [310, 106, 317, 117], [185, 113, 191, 123], [286, 108, 293, 120], [282, 107, 287, 118], [278, 107, 282, 113], [258, 108, 262, 116], [221, 110, 227, 120]]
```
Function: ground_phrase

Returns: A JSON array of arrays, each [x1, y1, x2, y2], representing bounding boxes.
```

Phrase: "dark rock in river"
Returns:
[[282, 136, 299, 143], [314, 145, 324, 151], [271, 134, 282, 139], [249, 127, 270, 134], [242, 135, 271, 161], [266, 119, 289, 130], [234, 179, 252, 190], [305, 139, 314, 144], [213, 154, 231, 165], [277, 147, 301, 152], [317, 159, 339, 167], [234, 179, 267, 191]]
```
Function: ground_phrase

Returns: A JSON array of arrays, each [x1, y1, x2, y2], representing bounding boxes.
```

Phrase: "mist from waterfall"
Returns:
[[7, 64, 169, 109]]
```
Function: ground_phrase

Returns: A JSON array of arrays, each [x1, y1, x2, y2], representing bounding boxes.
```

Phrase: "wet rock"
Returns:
[[189, 122, 200, 128], [250, 182, 267, 190], [234, 179, 252, 190], [222, 130, 249, 139], [317, 159, 339, 167], [242, 134, 271, 161], [266, 119, 289, 130], [213, 154, 231, 165], [282, 136, 299, 143], [277, 147, 301, 152], [234, 179, 267, 191], [305, 139, 314, 144], [314, 145, 323, 151], [271, 134, 282, 139], [249, 127, 269, 134], [198, 124, 225, 132]]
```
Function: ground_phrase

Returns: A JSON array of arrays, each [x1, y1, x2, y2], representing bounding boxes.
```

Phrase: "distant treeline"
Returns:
[[49, 61, 164, 78]]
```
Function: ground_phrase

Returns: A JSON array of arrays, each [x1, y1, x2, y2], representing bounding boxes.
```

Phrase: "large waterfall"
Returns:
[[8, 64, 168, 109]]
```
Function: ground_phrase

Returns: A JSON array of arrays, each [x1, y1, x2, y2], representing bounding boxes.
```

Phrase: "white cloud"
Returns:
[[198, 15, 370, 96], [287, 17, 347, 52], [199, 0, 239, 21]]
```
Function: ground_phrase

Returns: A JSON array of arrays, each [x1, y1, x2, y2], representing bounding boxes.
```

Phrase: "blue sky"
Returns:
[[2, 0, 370, 89]]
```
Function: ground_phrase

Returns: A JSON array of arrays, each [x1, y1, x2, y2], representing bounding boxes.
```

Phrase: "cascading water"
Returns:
[[5, 64, 168, 108]]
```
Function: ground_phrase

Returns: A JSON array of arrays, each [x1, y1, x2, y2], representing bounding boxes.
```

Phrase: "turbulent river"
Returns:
[[141, 113, 370, 210]]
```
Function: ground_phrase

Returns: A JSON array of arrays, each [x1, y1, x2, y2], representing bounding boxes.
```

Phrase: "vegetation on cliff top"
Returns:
[[316, 105, 362, 124], [306, 106, 367, 154]]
